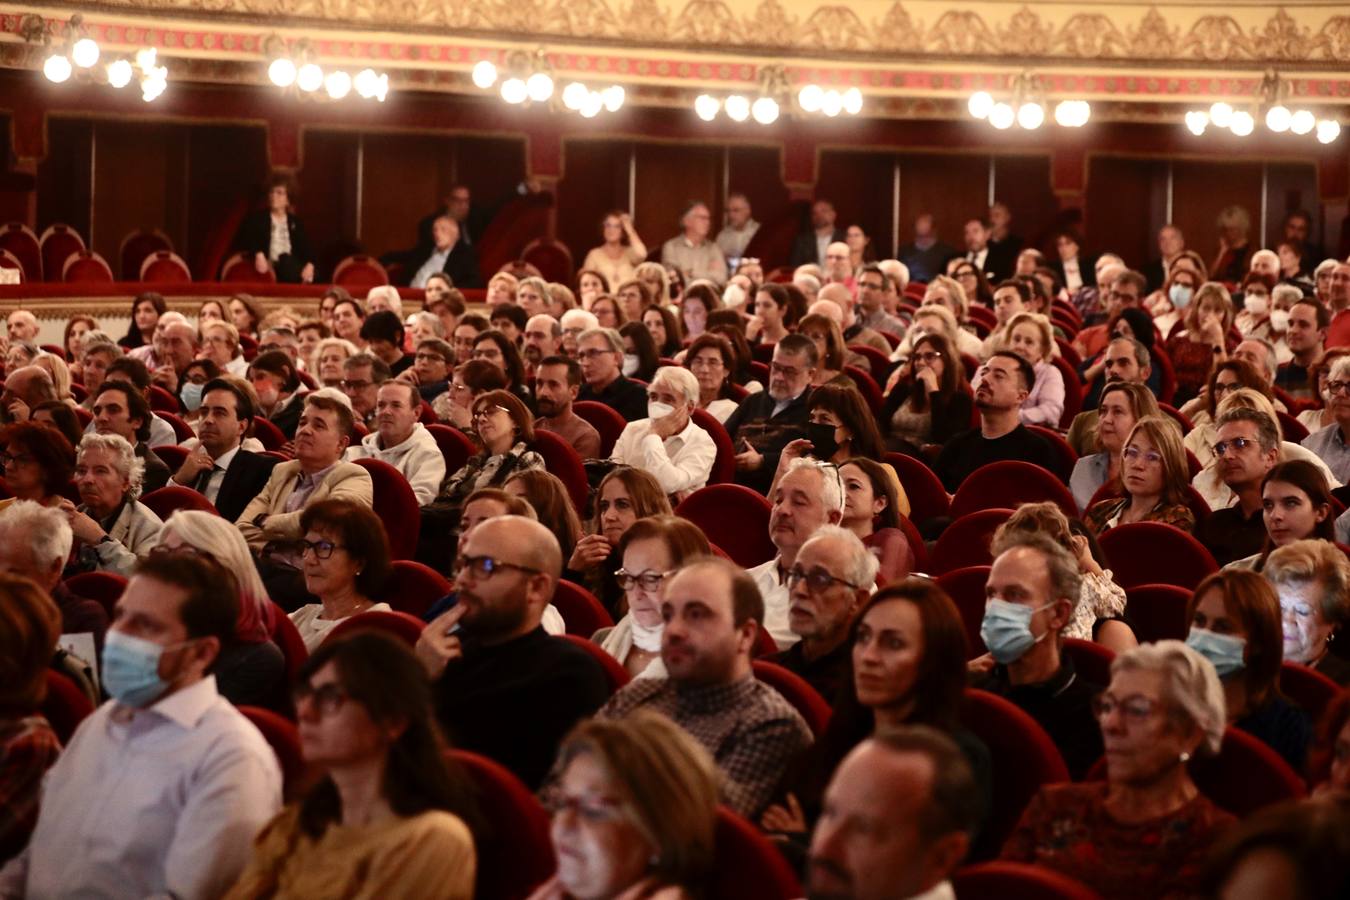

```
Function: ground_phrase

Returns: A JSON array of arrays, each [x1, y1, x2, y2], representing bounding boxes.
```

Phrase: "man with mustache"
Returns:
[[418, 515, 608, 790], [1196, 407, 1280, 566], [522, 314, 561, 376]]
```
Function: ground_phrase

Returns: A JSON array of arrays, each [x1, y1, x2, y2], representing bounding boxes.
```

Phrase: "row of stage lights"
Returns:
[[1185, 101, 1340, 143], [470, 58, 624, 117], [267, 43, 388, 101]]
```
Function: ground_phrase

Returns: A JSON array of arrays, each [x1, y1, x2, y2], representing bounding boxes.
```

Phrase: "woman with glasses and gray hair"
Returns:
[[609, 367, 715, 501], [62, 433, 161, 576], [1002, 640, 1235, 899], [287, 499, 393, 651]]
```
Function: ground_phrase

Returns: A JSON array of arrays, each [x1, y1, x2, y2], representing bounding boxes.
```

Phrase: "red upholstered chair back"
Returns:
[[140, 485, 220, 520], [1025, 425, 1078, 482], [551, 580, 614, 636], [1152, 344, 1178, 404], [930, 509, 1013, 576], [560, 633, 630, 696], [377, 560, 452, 619], [451, 749, 556, 900], [935, 565, 993, 657], [675, 484, 776, 568], [151, 444, 190, 472], [1098, 522, 1218, 590], [572, 400, 628, 458], [251, 415, 287, 451], [1062, 638, 1115, 688], [1124, 583, 1192, 643], [709, 806, 803, 900], [843, 365, 884, 416], [949, 461, 1077, 521], [42, 669, 95, 745], [148, 385, 181, 414], [63, 571, 128, 618], [349, 457, 421, 560], [119, 228, 173, 280], [155, 410, 196, 444], [139, 250, 192, 284], [960, 689, 1071, 858], [531, 429, 590, 513], [846, 343, 893, 385], [690, 407, 737, 485], [61, 249, 113, 283], [323, 609, 426, 648], [896, 514, 929, 576], [0, 222, 41, 281], [220, 250, 276, 283], [0, 247, 27, 282], [885, 451, 950, 526], [332, 254, 390, 289], [268, 601, 309, 683], [1051, 356, 1083, 429], [752, 660, 832, 737], [41, 223, 86, 282], [1279, 661, 1342, 724], [238, 706, 310, 801], [426, 423, 477, 475], [520, 238, 575, 284], [953, 861, 1102, 900]]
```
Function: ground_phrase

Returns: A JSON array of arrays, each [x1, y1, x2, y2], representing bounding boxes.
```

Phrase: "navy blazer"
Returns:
[[212, 449, 282, 523]]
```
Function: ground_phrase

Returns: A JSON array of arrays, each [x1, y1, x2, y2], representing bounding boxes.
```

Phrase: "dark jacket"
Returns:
[[234, 210, 314, 284], [789, 228, 846, 267], [414, 240, 482, 289], [972, 656, 1104, 779], [578, 375, 648, 423], [722, 387, 814, 495], [210, 449, 282, 523], [881, 383, 975, 452]]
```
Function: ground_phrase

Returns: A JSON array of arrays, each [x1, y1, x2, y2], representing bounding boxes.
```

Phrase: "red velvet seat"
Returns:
[[843, 365, 884, 416], [949, 461, 1077, 521], [332, 254, 389, 289], [0, 222, 41, 281], [323, 609, 426, 647], [689, 407, 738, 485], [954, 861, 1102, 900], [531, 429, 590, 514], [119, 228, 173, 280], [675, 484, 776, 568], [1124, 583, 1191, 643], [560, 633, 631, 696], [155, 410, 195, 444], [239, 706, 309, 801], [520, 238, 575, 284], [1051, 356, 1083, 430], [1062, 637, 1115, 687], [63, 571, 128, 618], [896, 514, 929, 576], [551, 579, 614, 636], [426, 423, 476, 475], [152, 444, 190, 472], [935, 565, 992, 657], [885, 451, 950, 525], [1159, 401, 1194, 434], [221, 250, 276, 283], [572, 400, 627, 458], [377, 560, 451, 619], [451, 749, 556, 900], [1279, 661, 1342, 724], [1025, 424, 1078, 482], [41, 223, 86, 282], [148, 385, 181, 414], [1098, 522, 1218, 590], [752, 660, 832, 737], [139, 250, 192, 283], [268, 601, 309, 684], [61, 249, 113, 283], [0, 247, 27, 282], [960, 689, 1071, 857], [41, 669, 95, 745], [709, 806, 802, 900], [250, 415, 287, 452], [930, 509, 1014, 576], [1151, 345, 1178, 405], [846, 343, 893, 385], [140, 485, 220, 520], [350, 457, 420, 560], [1277, 410, 1310, 443]]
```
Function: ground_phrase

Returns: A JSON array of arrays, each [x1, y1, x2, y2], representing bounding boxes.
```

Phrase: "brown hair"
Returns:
[[0, 421, 75, 496], [299, 499, 392, 598], [1121, 415, 1191, 507], [0, 574, 61, 707], [504, 470, 581, 560], [593, 467, 671, 532], [798, 313, 845, 370], [303, 392, 355, 443], [1188, 570, 1284, 710], [810, 383, 885, 461], [618, 515, 712, 566], [472, 389, 535, 445], [1205, 358, 1273, 419]]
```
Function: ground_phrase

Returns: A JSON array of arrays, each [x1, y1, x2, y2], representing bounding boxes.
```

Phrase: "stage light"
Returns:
[[694, 94, 719, 121], [1230, 110, 1255, 136], [602, 85, 624, 112], [562, 82, 587, 110], [1317, 119, 1341, 144], [798, 85, 823, 113], [526, 72, 554, 102], [989, 102, 1015, 130], [106, 58, 132, 88], [1185, 110, 1208, 136], [968, 91, 993, 119], [1290, 109, 1315, 135], [752, 96, 779, 125], [296, 63, 323, 93], [72, 38, 99, 68], [842, 87, 862, 115], [580, 91, 603, 118], [724, 94, 750, 122], [136, 48, 157, 71], [325, 70, 351, 100], [820, 90, 843, 117], [268, 57, 296, 87], [1017, 102, 1045, 129], [43, 54, 72, 83], [1054, 100, 1089, 127], [471, 60, 497, 89], [1265, 105, 1291, 133], [1209, 101, 1233, 128], [500, 77, 527, 104]]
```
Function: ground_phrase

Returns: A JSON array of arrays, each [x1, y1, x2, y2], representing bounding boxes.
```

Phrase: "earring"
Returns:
[[1179, 751, 1191, 763]]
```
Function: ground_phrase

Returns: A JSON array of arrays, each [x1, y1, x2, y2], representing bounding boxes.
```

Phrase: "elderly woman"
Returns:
[[1265, 538, 1350, 685], [432, 358, 509, 431], [176, 358, 221, 422], [682, 333, 741, 424], [430, 390, 544, 532], [594, 516, 710, 679], [156, 510, 286, 710], [1185, 569, 1311, 771], [609, 367, 715, 499], [1166, 281, 1237, 404], [1211, 204, 1253, 283], [973, 311, 1064, 427], [569, 467, 672, 618], [918, 276, 984, 358], [1070, 383, 1161, 512], [200, 319, 249, 377], [225, 632, 478, 899], [312, 337, 360, 389], [530, 712, 718, 900], [0, 422, 75, 512], [1002, 641, 1235, 899], [288, 500, 393, 651], [1086, 415, 1196, 535], [62, 433, 161, 576], [1297, 349, 1350, 434]]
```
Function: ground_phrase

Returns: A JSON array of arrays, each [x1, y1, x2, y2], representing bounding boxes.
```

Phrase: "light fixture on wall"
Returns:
[[265, 37, 387, 101], [1184, 71, 1339, 143], [968, 72, 1089, 130], [470, 50, 624, 117], [22, 13, 168, 101], [695, 65, 858, 125]]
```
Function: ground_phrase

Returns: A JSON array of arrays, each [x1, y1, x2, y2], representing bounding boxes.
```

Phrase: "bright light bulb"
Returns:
[[72, 38, 99, 68], [724, 94, 750, 122], [1017, 102, 1045, 129], [751, 96, 779, 125], [526, 72, 553, 102], [43, 54, 72, 83], [968, 91, 994, 119], [1317, 119, 1341, 144], [562, 82, 588, 110], [373, 74, 388, 102], [268, 57, 296, 87], [1230, 110, 1255, 136], [798, 84, 823, 113], [296, 63, 323, 93], [135, 48, 157, 71], [694, 94, 720, 121], [1291, 109, 1316, 135], [106, 58, 132, 88], [1185, 110, 1208, 136], [989, 102, 1015, 130], [581, 91, 603, 119], [471, 60, 497, 89], [500, 77, 527, 104], [325, 70, 352, 99], [820, 90, 843, 117], [354, 68, 378, 98], [602, 85, 624, 112], [1055, 101, 1089, 127], [141, 73, 166, 102], [1265, 105, 1291, 133], [842, 87, 863, 115], [1209, 101, 1233, 128]]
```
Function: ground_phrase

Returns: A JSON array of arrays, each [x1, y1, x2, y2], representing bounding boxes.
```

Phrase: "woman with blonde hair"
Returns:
[[1265, 538, 1350, 684], [313, 337, 361, 388], [1070, 382, 1162, 512], [1085, 415, 1196, 535], [1165, 281, 1236, 404], [634, 261, 671, 309], [569, 467, 672, 618], [30, 353, 77, 409], [916, 279, 984, 359], [200, 319, 248, 377], [1211, 204, 1253, 283]]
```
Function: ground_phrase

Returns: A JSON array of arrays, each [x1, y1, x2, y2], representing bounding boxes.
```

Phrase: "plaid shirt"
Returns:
[[0, 715, 61, 860], [598, 674, 812, 818]]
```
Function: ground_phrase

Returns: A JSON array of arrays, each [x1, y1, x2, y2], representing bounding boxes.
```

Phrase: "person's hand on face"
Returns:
[[415, 603, 466, 678]]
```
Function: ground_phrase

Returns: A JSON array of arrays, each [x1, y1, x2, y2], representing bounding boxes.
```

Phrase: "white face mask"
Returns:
[[622, 354, 641, 376], [1244, 295, 1269, 317], [648, 400, 675, 421], [1269, 308, 1290, 332]]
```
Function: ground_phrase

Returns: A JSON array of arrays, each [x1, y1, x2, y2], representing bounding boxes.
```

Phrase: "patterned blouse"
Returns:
[[1084, 496, 1195, 537]]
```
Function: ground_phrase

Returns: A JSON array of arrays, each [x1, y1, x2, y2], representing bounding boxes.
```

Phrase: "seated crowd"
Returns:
[[2, 194, 1350, 900]]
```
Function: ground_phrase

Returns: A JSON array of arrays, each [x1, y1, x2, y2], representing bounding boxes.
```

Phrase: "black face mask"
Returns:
[[805, 421, 839, 460]]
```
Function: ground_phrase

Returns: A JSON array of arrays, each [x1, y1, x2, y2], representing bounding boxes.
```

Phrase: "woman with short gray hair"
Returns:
[[608, 366, 716, 500], [62, 433, 161, 575]]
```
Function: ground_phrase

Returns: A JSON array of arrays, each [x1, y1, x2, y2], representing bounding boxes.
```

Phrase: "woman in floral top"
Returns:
[[1086, 415, 1197, 537]]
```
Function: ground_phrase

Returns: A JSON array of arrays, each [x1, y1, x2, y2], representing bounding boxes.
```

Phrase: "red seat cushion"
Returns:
[[675, 484, 776, 568]]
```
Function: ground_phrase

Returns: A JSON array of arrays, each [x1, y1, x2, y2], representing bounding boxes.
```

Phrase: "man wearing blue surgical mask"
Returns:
[[0, 554, 281, 897], [973, 534, 1104, 778]]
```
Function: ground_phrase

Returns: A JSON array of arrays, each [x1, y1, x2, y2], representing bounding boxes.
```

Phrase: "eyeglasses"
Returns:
[[1212, 381, 1240, 396], [1213, 437, 1259, 456], [577, 349, 614, 361], [472, 405, 510, 422], [1326, 380, 1350, 397], [615, 568, 675, 591], [340, 379, 372, 391], [292, 681, 349, 716], [785, 565, 857, 593], [546, 793, 626, 824], [299, 539, 344, 560], [913, 351, 943, 363], [415, 352, 449, 364], [1091, 693, 1161, 723], [770, 362, 807, 378], [689, 356, 724, 370], [1122, 446, 1163, 465], [0, 451, 35, 467], [458, 555, 541, 579]]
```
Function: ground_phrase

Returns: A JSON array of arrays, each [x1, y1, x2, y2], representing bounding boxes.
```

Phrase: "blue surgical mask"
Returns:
[[1185, 627, 1246, 678], [1169, 284, 1193, 310], [980, 598, 1054, 665], [180, 382, 204, 412], [101, 630, 173, 708]]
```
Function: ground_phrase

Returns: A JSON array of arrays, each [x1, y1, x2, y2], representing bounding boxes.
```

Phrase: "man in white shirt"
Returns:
[[747, 458, 844, 649], [609, 366, 716, 499], [0, 553, 282, 899], [807, 727, 980, 900], [346, 380, 445, 506]]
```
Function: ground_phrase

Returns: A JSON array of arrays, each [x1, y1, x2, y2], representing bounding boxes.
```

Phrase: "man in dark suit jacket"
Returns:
[[723, 333, 818, 495], [167, 378, 278, 520], [409, 215, 482, 289], [789, 199, 847, 268]]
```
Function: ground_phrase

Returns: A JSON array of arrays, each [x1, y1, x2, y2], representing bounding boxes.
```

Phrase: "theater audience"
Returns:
[[0, 421, 74, 511], [882, 332, 973, 457], [249, 349, 307, 440], [428, 390, 543, 535], [1166, 281, 1236, 403], [1265, 539, 1350, 685], [89, 380, 170, 492], [225, 632, 478, 898], [503, 469, 583, 568], [1225, 460, 1335, 571], [642, 304, 684, 358], [1180, 359, 1271, 467], [684, 333, 742, 423], [1085, 415, 1195, 535], [576, 327, 648, 422], [432, 357, 508, 429], [974, 311, 1064, 427], [118, 291, 165, 351], [287, 500, 393, 651], [235, 173, 314, 283], [598, 556, 811, 818], [724, 333, 817, 494], [62, 433, 162, 576], [1201, 797, 1350, 900], [1002, 641, 1233, 899], [419, 515, 609, 790], [569, 467, 672, 618], [1186, 570, 1311, 771], [341, 352, 390, 429], [360, 310, 411, 378], [0, 554, 282, 899], [346, 381, 444, 506], [610, 366, 715, 498], [168, 378, 279, 521], [1069, 382, 1160, 512], [0, 502, 107, 643], [1196, 406, 1281, 565], [1302, 354, 1350, 484], [839, 457, 913, 584]]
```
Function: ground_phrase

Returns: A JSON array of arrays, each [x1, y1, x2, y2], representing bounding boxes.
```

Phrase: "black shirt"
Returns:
[[578, 374, 648, 423], [972, 656, 1104, 780], [933, 424, 1056, 493], [722, 388, 813, 495], [389, 354, 414, 377], [767, 639, 851, 706], [1196, 504, 1267, 566], [1237, 694, 1312, 775], [433, 626, 609, 790]]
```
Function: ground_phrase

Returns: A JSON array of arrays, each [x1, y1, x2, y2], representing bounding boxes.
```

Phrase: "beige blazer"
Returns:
[[235, 460, 373, 551]]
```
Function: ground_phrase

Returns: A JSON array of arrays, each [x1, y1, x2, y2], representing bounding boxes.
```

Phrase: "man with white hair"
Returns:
[[819, 282, 891, 355], [823, 241, 853, 285], [576, 327, 648, 422], [747, 458, 846, 649], [1233, 337, 1279, 389], [128, 311, 191, 372], [794, 272, 821, 305], [1143, 224, 1186, 292], [1324, 261, 1350, 348], [1302, 354, 1350, 483], [609, 366, 716, 498], [1314, 258, 1339, 308], [1249, 248, 1280, 281], [365, 285, 403, 318], [661, 200, 727, 286], [6, 309, 38, 343], [410, 214, 481, 289], [522, 313, 561, 375], [558, 308, 599, 358], [0, 500, 107, 642], [766, 524, 875, 701]]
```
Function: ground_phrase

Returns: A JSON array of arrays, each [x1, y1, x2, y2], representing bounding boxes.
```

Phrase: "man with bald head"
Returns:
[[818, 282, 890, 355], [0, 365, 58, 424], [418, 515, 608, 789], [7, 310, 38, 343], [823, 241, 853, 285]]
